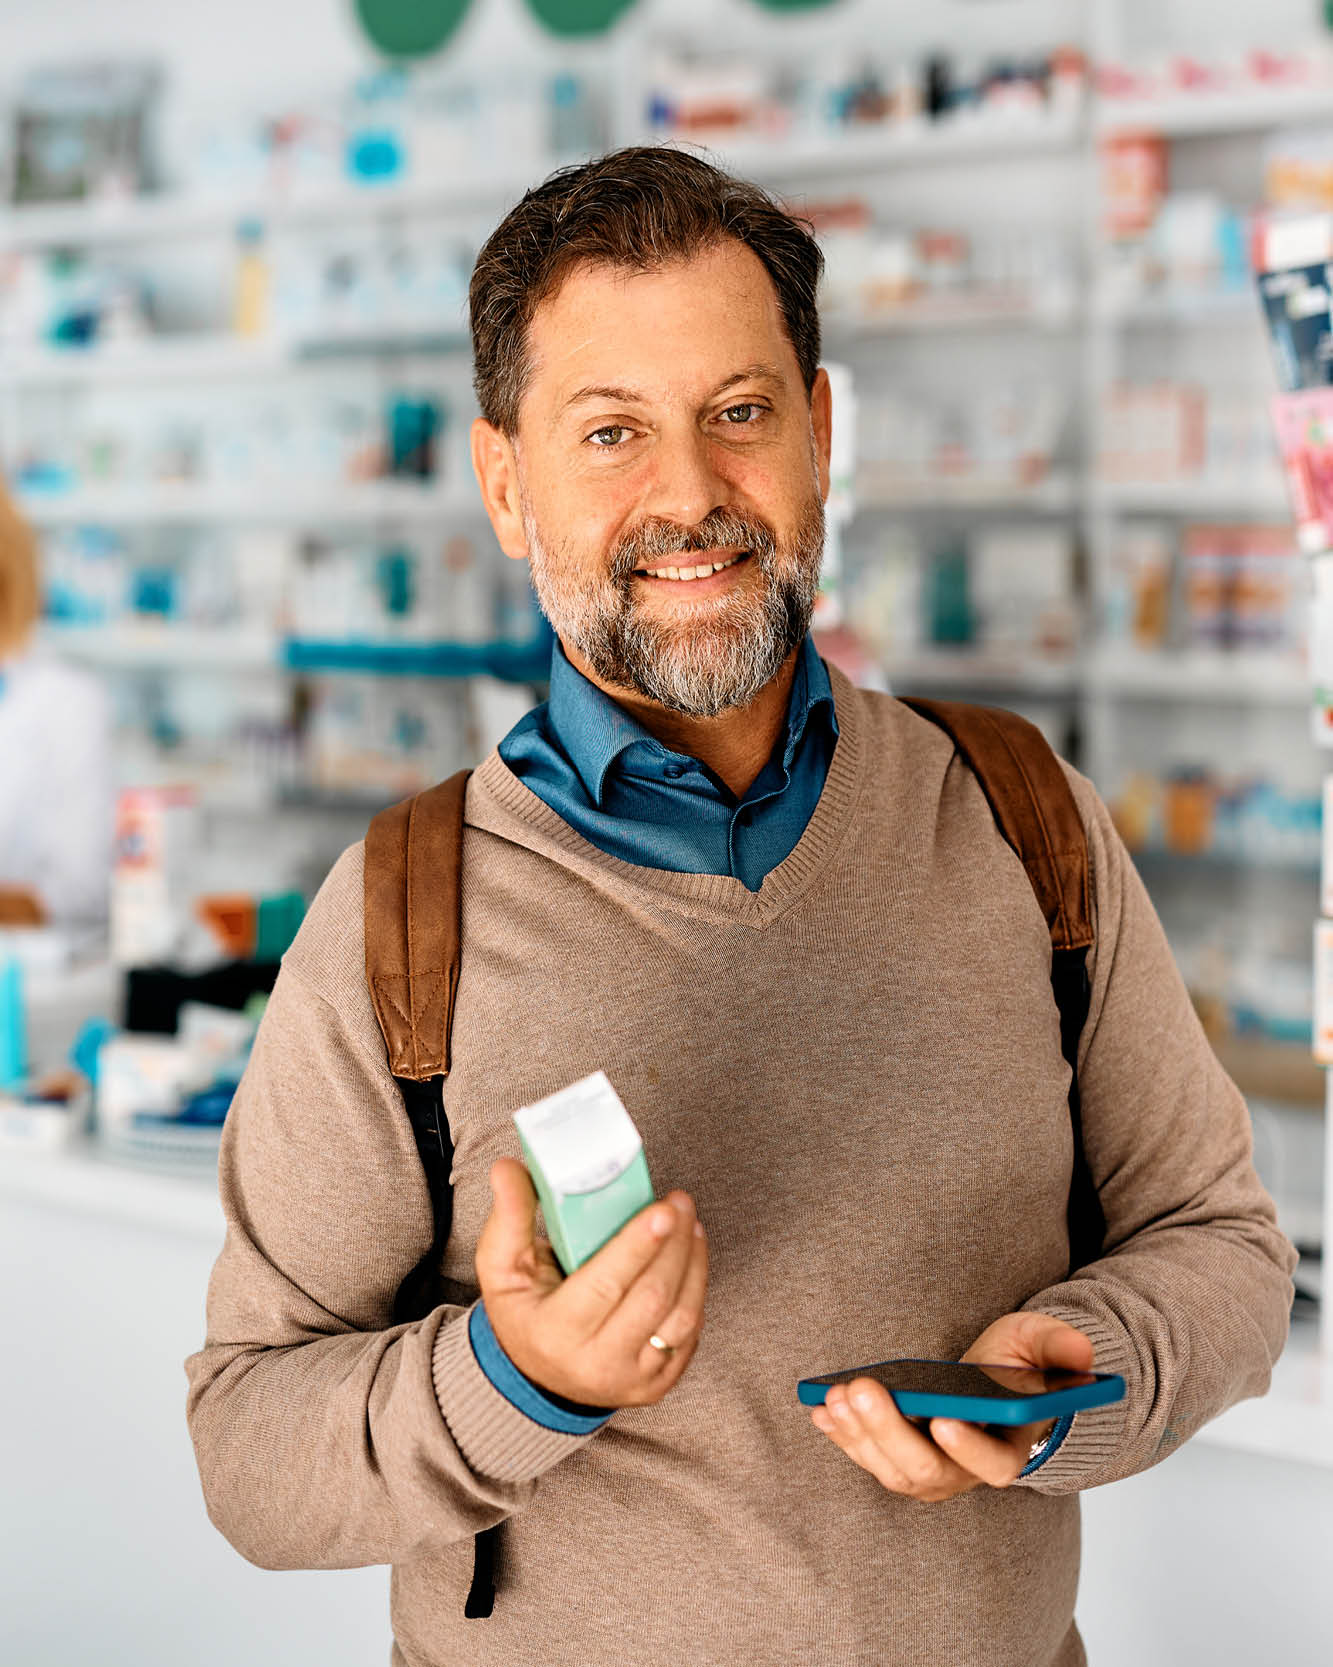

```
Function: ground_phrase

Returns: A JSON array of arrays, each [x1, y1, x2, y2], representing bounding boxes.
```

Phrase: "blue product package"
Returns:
[[0, 958, 27, 1090]]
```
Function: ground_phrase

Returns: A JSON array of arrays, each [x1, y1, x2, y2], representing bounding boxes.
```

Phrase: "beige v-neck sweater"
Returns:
[[185, 667, 1297, 1667]]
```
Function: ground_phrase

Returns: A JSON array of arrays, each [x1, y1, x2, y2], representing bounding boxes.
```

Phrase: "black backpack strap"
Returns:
[[365, 769, 499, 1620], [900, 698, 1107, 1274]]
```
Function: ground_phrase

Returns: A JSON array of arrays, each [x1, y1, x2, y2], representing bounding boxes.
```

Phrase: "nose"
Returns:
[[641, 423, 732, 534]]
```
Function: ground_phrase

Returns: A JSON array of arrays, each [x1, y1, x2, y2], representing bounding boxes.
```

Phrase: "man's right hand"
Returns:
[[473, 1157, 708, 1410]]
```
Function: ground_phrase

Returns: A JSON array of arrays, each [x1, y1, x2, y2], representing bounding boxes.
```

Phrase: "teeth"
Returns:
[[642, 552, 746, 581]]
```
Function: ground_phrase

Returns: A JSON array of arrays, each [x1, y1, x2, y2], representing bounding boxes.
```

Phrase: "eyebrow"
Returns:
[[554, 361, 787, 422]]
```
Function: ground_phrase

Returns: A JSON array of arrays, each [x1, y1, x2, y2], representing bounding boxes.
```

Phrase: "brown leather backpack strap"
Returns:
[[364, 769, 472, 1081], [900, 698, 1093, 953]]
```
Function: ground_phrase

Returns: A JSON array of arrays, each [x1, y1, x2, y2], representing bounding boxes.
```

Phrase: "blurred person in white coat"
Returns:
[[0, 481, 112, 925]]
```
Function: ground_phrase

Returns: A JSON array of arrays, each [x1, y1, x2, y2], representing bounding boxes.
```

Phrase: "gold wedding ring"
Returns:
[[648, 1333, 676, 1356]]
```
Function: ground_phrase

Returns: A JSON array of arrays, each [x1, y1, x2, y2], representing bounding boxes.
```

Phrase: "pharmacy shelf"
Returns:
[[1095, 84, 1333, 138], [857, 470, 1078, 514], [1215, 1033, 1326, 1111], [0, 163, 548, 252], [16, 479, 473, 528], [822, 295, 1076, 336], [706, 111, 1083, 180], [1130, 844, 1321, 879], [1093, 288, 1262, 328], [886, 650, 1080, 696], [1, 329, 472, 388], [40, 622, 281, 673], [1090, 478, 1292, 518], [1086, 649, 1310, 704]]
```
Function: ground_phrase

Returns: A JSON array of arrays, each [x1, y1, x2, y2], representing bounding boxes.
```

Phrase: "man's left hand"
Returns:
[[809, 1312, 1094, 1502]]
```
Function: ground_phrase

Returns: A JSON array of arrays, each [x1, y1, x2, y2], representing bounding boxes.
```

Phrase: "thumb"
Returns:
[[1025, 1313, 1096, 1372], [474, 1157, 540, 1287]]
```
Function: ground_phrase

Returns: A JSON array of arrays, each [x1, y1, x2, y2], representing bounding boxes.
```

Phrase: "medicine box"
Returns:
[[513, 1071, 655, 1275]]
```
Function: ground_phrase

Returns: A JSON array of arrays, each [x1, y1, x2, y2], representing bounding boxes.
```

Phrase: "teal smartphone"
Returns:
[[797, 1357, 1125, 1424]]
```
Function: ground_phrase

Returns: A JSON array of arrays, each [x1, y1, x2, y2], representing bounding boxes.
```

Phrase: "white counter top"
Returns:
[[0, 1141, 222, 1242]]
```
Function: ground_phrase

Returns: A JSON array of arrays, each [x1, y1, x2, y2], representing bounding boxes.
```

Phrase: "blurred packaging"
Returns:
[[12, 59, 162, 205], [110, 785, 200, 967], [1106, 524, 1172, 649]]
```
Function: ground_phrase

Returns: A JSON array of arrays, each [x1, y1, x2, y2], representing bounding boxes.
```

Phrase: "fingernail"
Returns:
[[935, 1420, 961, 1442], [852, 1390, 873, 1412], [672, 1194, 694, 1220], [831, 1398, 852, 1419], [649, 1209, 673, 1237], [693, 1220, 705, 1237]]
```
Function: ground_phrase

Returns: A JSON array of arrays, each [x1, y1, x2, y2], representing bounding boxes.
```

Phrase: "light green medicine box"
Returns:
[[513, 1070, 655, 1275]]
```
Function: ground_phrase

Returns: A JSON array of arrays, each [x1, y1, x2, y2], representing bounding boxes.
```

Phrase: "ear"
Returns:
[[470, 417, 530, 563], [809, 367, 832, 503]]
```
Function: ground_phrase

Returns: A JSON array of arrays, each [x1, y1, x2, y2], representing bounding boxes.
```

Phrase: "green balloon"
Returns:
[[355, 0, 473, 58], [524, 0, 638, 38]]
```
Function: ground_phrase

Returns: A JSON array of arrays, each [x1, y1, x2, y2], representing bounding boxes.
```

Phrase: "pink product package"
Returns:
[[1271, 388, 1333, 553]]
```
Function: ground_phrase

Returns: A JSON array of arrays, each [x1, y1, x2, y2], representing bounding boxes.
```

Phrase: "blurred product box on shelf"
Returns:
[[1097, 44, 1333, 110], [95, 998, 260, 1163], [11, 59, 163, 206], [1099, 383, 1205, 482], [858, 384, 1064, 492], [1101, 134, 1168, 242], [847, 522, 1078, 664], [1106, 524, 1171, 649], [969, 526, 1078, 658], [145, 64, 605, 205], [1182, 524, 1303, 652], [640, 42, 1085, 149], [110, 785, 200, 968], [1098, 128, 1250, 306], [305, 676, 474, 800], [11, 380, 452, 500], [1111, 767, 1321, 871], [808, 196, 1075, 324], [1098, 382, 1278, 489]]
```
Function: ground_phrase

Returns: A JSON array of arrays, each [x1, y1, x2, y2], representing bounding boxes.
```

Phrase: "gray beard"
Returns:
[[523, 495, 826, 719]]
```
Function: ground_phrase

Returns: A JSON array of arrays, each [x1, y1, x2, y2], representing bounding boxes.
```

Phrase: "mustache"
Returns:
[[609, 511, 778, 581]]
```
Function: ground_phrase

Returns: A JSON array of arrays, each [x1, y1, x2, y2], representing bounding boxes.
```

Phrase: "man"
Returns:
[[186, 146, 1298, 1667]]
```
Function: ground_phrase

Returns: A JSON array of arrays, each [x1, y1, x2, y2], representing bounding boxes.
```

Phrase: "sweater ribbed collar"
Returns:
[[470, 662, 867, 929]]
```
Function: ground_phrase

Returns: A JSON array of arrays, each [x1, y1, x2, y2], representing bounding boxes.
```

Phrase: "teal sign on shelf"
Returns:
[[354, 0, 473, 58], [524, 0, 639, 37], [282, 620, 554, 683]]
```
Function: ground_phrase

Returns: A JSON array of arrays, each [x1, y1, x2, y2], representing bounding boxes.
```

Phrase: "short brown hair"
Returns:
[[469, 143, 825, 441], [0, 481, 39, 656]]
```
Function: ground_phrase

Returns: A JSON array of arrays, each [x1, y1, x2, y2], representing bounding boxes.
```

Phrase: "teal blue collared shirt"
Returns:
[[497, 633, 838, 892]]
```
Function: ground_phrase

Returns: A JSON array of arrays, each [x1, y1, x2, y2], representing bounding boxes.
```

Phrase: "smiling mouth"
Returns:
[[633, 550, 751, 583]]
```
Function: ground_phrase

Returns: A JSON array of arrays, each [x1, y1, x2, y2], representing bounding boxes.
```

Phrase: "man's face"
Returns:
[[496, 238, 830, 718]]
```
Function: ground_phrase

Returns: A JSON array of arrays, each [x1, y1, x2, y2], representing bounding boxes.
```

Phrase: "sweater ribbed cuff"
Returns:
[[1009, 1301, 1132, 1494], [432, 1303, 606, 1484]]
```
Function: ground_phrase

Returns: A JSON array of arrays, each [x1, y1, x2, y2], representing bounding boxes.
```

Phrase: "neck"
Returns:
[[561, 641, 801, 800]]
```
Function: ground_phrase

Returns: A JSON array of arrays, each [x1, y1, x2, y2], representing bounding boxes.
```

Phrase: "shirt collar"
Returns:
[[547, 634, 837, 809]]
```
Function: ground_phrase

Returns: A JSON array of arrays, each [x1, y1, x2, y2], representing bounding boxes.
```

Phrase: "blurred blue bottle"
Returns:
[[0, 958, 26, 1091]]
